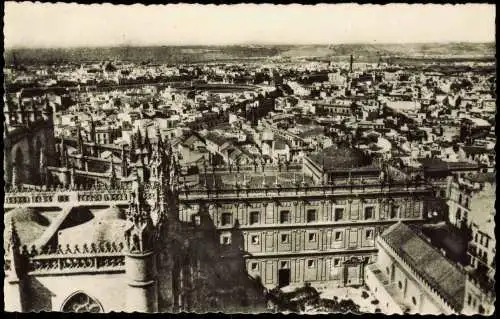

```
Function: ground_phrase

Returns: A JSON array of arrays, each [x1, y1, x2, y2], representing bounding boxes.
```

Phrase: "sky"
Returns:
[[4, 3, 496, 48]]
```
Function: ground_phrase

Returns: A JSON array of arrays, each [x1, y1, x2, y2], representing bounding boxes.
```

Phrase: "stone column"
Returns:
[[125, 251, 158, 313]]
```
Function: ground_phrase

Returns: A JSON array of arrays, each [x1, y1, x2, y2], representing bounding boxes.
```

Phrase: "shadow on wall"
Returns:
[[156, 202, 267, 313], [22, 277, 56, 311]]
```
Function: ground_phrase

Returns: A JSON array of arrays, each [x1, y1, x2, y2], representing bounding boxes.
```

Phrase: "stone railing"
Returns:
[[196, 163, 303, 173], [180, 181, 431, 201], [11, 242, 126, 275], [4, 187, 133, 207], [3, 180, 173, 207]]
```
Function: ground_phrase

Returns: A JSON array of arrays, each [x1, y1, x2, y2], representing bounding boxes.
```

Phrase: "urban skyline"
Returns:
[[3, 2, 496, 315]]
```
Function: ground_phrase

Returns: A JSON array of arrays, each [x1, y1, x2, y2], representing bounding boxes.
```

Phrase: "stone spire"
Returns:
[[144, 127, 152, 157], [70, 164, 76, 188], [124, 182, 156, 254], [129, 138, 136, 163], [123, 181, 160, 312], [11, 165, 18, 189], [77, 125, 84, 155], [121, 143, 128, 178], [6, 219, 21, 280], [7, 219, 21, 254], [60, 141, 68, 168], [136, 129, 143, 149], [156, 125, 163, 152], [89, 116, 96, 143], [4, 217, 24, 312], [109, 156, 117, 188]]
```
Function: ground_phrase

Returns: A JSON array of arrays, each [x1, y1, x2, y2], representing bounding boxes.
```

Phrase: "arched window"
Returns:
[[61, 292, 103, 313]]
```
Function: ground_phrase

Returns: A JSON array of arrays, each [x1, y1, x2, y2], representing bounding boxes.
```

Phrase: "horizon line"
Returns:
[[5, 40, 496, 51]]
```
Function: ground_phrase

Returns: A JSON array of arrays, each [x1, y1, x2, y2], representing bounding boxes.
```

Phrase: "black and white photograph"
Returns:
[[3, 2, 496, 315]]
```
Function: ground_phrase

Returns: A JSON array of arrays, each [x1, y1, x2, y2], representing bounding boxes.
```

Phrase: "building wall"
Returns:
[[364, 266, 404, 314], [22, 273, 127, 312], [179, 192, 425, 289], [469, 225, 495, 273], [180, 196, 423, 228], [245, 254, 372, 289], [446, 181, 471, 227], [5, 122, 57, 186], [374, 240, 457, 315], [462, 278, 495, 315]]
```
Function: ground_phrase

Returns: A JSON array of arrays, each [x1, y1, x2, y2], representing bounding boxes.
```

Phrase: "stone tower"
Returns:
[[123, 181, 160, 313]]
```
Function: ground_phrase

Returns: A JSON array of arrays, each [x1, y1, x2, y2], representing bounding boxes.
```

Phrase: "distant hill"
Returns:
[[4, 43, 495, 65]]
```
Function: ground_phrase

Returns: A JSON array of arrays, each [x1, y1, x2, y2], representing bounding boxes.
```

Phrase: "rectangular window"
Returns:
[[364, 207, 374, 220], [221, 235, 231, 245], [485, 237, 489, 248], [280, 210, 290, 224], [365, 229, 374, 240], [251, 235, 260, 245], [194, 215, 201, 226], [251, 262, 258, 271], [307, 259, 316, 268], [333, 258, 341, 267], [467, 294, 472, 305], [334, 231, 343, 241], [250, 211, 260, 225], [221, 212, 232, 226], [308, 233, 317, 242], [281, 234, 290, 244], [334, 208, 344, 221], [307, 209, 317, 223], [390, 206, 399, 219]]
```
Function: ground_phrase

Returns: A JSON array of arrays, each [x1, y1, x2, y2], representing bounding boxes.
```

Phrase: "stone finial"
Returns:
[[7, 219, 21, 253]]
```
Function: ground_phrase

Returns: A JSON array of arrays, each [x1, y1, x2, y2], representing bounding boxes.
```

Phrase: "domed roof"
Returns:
[[310, 146, 372, 170], [57, 207, 127, 247], [4, 208, 50, 251], [94, 206, 125, 220]]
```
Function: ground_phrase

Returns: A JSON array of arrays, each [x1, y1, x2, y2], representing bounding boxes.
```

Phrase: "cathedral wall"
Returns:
[[27, 272, 127, 312], [5, 121, 57, 185]]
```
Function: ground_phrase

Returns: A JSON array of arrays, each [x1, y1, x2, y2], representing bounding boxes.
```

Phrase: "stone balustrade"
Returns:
[[4, 188, 132, 208], [180, 181, 431, 201], [6, 242, 126, 275], [4, 179, 431, 208]]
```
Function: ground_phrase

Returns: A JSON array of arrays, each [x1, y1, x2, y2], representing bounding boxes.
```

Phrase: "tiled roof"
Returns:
[[381, 223, 466, 312], [58, 207, 127, 247]]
